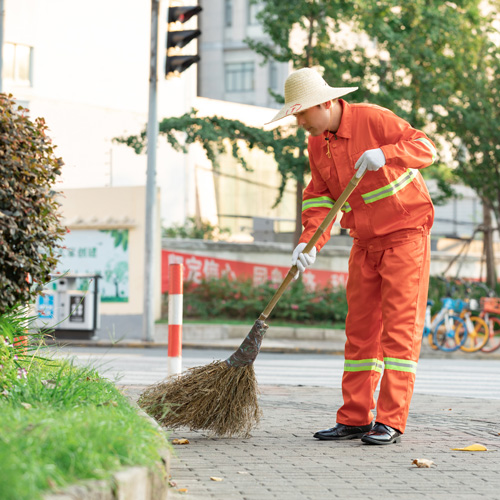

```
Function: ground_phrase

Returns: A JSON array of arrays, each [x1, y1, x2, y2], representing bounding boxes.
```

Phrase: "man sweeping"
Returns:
[[266, 68, 435, 445]]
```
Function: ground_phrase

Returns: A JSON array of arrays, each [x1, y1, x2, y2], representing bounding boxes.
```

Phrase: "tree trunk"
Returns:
[[481, 197, 497, 289]]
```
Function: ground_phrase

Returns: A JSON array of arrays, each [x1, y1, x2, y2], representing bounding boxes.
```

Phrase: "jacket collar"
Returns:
[[335, 99, 352, 139], [321, 99, 352, 149]]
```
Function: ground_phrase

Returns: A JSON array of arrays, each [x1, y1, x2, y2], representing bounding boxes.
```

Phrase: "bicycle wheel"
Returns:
[[481, 316, 500, 353], [428, 314, 438, 350], [433, 314, 467, 352], [455, 315, 489, 352]]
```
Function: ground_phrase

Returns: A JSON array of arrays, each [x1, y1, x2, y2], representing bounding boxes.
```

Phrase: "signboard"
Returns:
[[57, 229, 129, 302], [37, 293, 56, 319], [162, 250, 348, 293]]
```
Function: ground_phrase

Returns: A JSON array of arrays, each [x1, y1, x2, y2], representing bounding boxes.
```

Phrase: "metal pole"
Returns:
[[143, 0, 160, 342], [0, 0, 5, 93]]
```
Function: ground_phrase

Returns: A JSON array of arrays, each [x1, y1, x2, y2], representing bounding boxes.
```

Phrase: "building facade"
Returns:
[[198, 0, 289, 109]]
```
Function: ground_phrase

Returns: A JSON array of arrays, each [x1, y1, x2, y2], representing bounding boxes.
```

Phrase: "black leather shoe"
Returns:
[[313, 422, 374, 440], [361, 422, 402, 445]]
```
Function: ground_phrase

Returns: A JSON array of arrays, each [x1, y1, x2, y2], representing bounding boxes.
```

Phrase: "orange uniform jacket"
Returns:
[[299, 99, 435, 249]]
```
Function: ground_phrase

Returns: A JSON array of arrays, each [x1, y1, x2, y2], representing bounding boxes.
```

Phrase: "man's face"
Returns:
[[293, 103, 330, 136]]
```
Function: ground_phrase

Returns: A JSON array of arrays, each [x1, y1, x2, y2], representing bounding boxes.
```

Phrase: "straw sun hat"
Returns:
[[266, 68, 358, 125]]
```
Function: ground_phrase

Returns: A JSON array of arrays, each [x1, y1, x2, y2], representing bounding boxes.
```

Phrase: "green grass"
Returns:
[[0, 344, 170, 500]]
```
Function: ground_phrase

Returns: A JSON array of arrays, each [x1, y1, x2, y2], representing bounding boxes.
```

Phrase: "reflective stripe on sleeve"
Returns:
[[361, 169, 415, 204], [383, 357, 417, 374], [302, 196, 350, 213], [413, 137, 437, 163], [302, 196, 335, 212], [344, 358, 384, 373]]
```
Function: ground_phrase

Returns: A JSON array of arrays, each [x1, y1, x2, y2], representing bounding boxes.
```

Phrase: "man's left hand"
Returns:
[[354, 148, 386, 178]]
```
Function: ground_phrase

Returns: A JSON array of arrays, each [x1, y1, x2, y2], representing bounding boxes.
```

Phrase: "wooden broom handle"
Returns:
[[259, 173, 363, 321]]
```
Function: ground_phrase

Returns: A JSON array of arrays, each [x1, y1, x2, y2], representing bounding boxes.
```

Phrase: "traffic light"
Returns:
[[166, 6, 202, 77]]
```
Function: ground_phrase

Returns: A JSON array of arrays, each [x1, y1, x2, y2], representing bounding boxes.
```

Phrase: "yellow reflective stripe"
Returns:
[[361, 169, 415, 204], [302, 196, 334, 212], [414, 137, 437, 163], [344, 358, 384, 373], [384, 357, 417, 374], [302, 196, 350, 213]]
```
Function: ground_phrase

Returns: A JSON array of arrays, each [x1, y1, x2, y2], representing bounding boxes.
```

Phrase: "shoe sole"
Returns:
[[314, 432, 366, 441], [361, 435, 401, 445]]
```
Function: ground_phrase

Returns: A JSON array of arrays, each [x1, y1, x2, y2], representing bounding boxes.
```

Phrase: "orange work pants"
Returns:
[[336, 230, 430, 433]]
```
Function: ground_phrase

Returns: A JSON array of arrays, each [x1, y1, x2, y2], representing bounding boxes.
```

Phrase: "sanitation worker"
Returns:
[[266, 68, 435, 445]]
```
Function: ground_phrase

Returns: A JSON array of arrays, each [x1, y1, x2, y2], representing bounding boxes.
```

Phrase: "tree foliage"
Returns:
[[0, 94, 65, 313], [249, 0, 499, 281], [115, 109, 307, 207]]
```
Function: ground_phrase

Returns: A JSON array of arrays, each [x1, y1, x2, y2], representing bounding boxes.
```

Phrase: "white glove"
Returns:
[[354, 148, 386, 178], [291, 242, 317, 280]]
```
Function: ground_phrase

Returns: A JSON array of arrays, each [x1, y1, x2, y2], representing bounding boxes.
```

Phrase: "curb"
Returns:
[[43, 399, 173, 500]]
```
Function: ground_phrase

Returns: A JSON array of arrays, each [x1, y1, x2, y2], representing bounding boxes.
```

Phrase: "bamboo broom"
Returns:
[[138, 173, 363, 437]]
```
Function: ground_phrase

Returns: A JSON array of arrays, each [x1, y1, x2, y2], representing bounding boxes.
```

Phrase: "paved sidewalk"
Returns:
[[124, 385, 500, 500]]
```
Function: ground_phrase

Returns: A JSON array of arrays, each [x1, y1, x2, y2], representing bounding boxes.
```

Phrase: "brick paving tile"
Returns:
[[134, 386, 500, 500]]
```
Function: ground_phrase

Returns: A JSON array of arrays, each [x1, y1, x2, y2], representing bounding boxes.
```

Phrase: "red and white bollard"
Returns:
[[168, 263, 183, 376]]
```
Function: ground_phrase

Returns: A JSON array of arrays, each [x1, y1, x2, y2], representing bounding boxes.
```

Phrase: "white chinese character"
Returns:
[[186, 256, 203, 284], [203, 259, 220, 279], [253, 266, 268, 286], [303, 272, 317, 291], [330, 273, 347, 288], [168, 253, 184, 265], [270, 268, 283, 284], [221, 263, 237, 281]]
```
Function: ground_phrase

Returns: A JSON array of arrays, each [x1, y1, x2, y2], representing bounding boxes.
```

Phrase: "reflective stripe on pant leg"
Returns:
[[337, 245, 383, 427], [375, 234, 430, 433]]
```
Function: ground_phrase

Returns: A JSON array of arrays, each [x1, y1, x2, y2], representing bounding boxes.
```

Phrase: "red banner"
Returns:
[[162, 250, 348, 293]]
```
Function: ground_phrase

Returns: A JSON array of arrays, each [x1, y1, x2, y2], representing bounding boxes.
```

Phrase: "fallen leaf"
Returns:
[[172, 438, 190, 445], [237, 471, 249, 475], [210, 477, 224, 482], [20, 402, 32, 410], [176, 488, 188, 493], [452, 444, 488, 451], [412, 458, 435, 468], [169, 480, 177, 487]]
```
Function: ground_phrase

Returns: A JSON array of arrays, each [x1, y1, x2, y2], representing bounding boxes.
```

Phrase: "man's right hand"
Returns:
[[291, 242, 317, 280]]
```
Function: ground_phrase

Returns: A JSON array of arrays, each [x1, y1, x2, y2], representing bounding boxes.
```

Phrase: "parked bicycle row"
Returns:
[[423, 277, 500, 353]]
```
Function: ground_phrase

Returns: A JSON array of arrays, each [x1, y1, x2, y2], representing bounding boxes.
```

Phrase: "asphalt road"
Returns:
[[51, 346, 500, 400]]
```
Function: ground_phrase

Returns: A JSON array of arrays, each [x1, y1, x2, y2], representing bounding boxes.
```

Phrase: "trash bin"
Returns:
[[35, 274, 101, 340]]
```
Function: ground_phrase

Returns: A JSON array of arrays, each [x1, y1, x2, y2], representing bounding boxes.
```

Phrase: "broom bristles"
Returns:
[[138, 320, 268, 438], [138, 360, 261, 438]]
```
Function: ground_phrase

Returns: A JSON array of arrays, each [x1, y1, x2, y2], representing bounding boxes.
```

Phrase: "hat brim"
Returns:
[[265, 86, 358, 126]]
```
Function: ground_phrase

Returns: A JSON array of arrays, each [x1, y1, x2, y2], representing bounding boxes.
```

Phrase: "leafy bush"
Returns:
[[166, 276, 348, 324], [164, 275, 497, 326], [163, 216, 230, 240], [0, 94, 65, 314]]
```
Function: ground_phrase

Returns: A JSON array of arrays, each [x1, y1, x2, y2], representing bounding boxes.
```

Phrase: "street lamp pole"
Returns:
[[0, 0, 5, 93], [143, 0, 160, 342]]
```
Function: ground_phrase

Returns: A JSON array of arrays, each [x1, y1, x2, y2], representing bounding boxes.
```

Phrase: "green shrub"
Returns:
[[0, 94, 65, 314], [169, 276, 348, 324]]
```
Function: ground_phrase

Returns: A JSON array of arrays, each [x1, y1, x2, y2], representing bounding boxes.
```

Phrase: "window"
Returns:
[[247, 0, 262, 26], [3, 43, 33, 85], [269, 61, 278, 92], [224, 0, 233, 27], [225, 62, 254, 92]]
